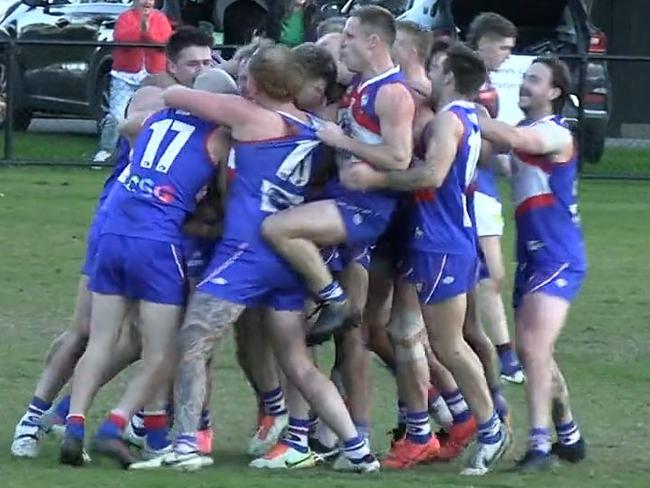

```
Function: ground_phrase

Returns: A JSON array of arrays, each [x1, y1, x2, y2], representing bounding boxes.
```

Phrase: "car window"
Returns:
[[65, 0, 133, 5]]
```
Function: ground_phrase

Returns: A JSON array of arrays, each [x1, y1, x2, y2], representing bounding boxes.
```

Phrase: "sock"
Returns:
[[175, 433, 198, 454], [21, 396, 52, 427], [528, 427, 551, 454], [130, 410, 146, 437], [281, 417, 310, 453], [406, 411, 432, 444], [308, 415, 318, 436], [490, 386, 509, 420], [144, 411, 170, 451], [397, 400, 407, 426], [97, 411, 127, 440], [261, 387, 287, 417], [555, 420, 581, 446], [496, 343, 520, 372], [55, 395, 71, 421], [342, 435, 370, 460], [198, 409, 211, 431], [441, 389, 471, 424], [65, 414, 85, 441], [477, 412, 502, 445], [317, 281, 346, 303], [353, 419, 369, 440]]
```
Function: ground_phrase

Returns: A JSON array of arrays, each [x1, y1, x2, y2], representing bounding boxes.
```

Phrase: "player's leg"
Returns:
[[363, 258, 397, 372], [266, 309, 379, 473], [550, 360, 585, 462], [478, 235, 523, 383], [383, 280, 439, 469], [12, 276, 92, 458]]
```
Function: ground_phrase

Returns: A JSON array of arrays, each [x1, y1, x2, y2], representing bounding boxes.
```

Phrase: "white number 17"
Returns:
[[140, 119, 195, 174]]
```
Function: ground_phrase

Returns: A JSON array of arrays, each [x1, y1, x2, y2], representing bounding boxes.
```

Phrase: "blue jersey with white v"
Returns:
[[410, 101, 480, 255], [102, 108, 218, 244]]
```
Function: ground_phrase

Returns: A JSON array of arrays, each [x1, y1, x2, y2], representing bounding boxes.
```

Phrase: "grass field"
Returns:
[[1, 167, 649, 488]]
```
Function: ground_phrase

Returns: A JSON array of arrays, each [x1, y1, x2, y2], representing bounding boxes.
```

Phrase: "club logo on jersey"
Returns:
[[360, 93, 369, 108], [122, 173, 177, 204]]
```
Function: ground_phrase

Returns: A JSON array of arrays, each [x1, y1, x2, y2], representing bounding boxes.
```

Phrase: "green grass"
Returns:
[[0, 132, 96, 162], [1, 167, 650, 487]]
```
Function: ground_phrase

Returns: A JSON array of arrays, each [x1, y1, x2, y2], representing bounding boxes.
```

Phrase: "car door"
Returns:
[[17, 0, 129, 113]]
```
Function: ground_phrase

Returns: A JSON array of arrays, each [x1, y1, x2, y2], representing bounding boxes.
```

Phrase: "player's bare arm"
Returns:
[[317, 83, 415, 171], [343, 110, 463, 191]]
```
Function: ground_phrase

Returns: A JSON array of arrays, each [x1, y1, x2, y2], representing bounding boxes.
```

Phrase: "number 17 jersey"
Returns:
[[102, 108, 219, 245]]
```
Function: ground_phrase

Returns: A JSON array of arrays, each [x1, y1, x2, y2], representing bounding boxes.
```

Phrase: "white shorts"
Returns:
[[474, 191, 504, 237]]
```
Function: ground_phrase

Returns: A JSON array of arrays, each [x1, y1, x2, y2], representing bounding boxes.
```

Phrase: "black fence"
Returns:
[[1, 38, 649, 180]]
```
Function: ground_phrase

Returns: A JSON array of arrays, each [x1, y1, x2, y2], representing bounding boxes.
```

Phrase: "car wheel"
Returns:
[[94, 69, 111, 133], [0, 60, 33, 132], [222, 0, 267, 45]]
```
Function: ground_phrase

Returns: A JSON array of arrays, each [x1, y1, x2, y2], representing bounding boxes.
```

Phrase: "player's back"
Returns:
[[102, 108, 219, 244], [222, 111, 321, 250], [511, 115, 586, 269], [411, 101, 481, 254]]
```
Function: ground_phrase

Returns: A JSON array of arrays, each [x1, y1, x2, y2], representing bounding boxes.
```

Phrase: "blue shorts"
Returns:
[[81, 210, 108, 276], [322, 245, 371, 273], [335, 197, 393, 248], [372, 203, 409, 271], [182, 236, 217, 280], [197, 241, 306, 312], [90, 234, 187, 305], [405, 251, 477, 304], [513, 262, 586, 309]]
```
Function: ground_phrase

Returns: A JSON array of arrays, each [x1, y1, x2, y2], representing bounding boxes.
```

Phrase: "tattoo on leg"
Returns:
[[173, 292, 244, 435]]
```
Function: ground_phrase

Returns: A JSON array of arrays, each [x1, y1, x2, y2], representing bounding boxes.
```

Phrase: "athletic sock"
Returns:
[[555, 420, 581, 446], [198, 409, 211, 431], [496, 343, 521, 372], [144, 411, 170, 451], [317, 281, 346, 303], [342, 435, 370, 460], [281, 417, 310, 453], [65, 414, 85, 441], [406, 411, 432, 444], [441, 389, 471, 424], [130, 410, 146, 437], [21, 396, 51, 428], [477, 412, 502, 445], [96, 411, 127, 440], [261, 387, 287, 417], [175, 433, 198, 454], [528, 427, 552, 454]]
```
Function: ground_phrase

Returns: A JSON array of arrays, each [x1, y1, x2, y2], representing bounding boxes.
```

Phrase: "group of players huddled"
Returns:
[[11, 5, 587, 476]]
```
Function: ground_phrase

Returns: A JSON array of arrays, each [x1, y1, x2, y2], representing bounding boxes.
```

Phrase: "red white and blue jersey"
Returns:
[[221, 111, 322, 252], [511, 115, 586, 270], [475, 79, 501, 202], [327, 66, 408, 218], [410, 101, 481, 254], [101, 108, 219, 245]]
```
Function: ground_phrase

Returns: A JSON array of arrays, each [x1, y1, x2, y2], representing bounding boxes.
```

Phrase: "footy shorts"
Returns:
[[182, 236, 217, 280], [405, 251, 477, 304], [197, 240, 306, 312], [322, 245, 371, 273], [90, 234, 187, 305], [512, 262, 586, 309], [335, 196, 394, 248], [474, 191, 504, 237], [81, 209, 108, 277]]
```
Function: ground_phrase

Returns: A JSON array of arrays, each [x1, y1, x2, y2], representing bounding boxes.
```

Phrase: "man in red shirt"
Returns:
[[94, 0, 172, 163]]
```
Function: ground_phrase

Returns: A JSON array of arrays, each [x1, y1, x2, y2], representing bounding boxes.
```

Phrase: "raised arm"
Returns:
[[318, 83, 414, 171], [480, 117, 572, 157]]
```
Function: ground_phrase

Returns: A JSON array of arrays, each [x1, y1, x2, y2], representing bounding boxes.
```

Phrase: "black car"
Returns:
[[0, 0, 270, 131]]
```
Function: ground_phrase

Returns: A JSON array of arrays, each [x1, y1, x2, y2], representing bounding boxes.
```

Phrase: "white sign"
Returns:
[[490, 55, 536, 125]]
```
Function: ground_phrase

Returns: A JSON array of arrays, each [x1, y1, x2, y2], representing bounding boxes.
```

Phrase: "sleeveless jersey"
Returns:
[[96, 136, 131, 210], [102, 108, 218, 244], [511, 115, 586, 270], [327, 66, 409, 216], [221, 111, 321, 252], [475, 79, 501, 201], [410, 101, 481, 254]]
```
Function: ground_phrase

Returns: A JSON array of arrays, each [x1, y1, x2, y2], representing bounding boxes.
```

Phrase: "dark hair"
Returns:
[[427, 37, 451, 69], [248, 44, 305, 102], [264, 0, 318, 43], [443, 42, 487, 98], [292, 42, 338, 101], [396, 20, 434, 66], [166, 26, 214, 62], [466, 12, 517, 48], [351, 5, 396, 46], [533, 56, 571, 113], [317, 16, 346, 38]]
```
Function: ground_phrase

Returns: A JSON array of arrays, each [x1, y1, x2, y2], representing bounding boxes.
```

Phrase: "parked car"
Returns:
[[0, 0, 269, 131], [322, 0, 610, 162]]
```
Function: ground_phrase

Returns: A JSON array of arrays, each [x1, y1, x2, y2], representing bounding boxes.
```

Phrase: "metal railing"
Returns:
[[0, 38, 649, 180]]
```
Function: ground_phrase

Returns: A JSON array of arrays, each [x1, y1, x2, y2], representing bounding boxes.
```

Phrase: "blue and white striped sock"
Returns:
[[441, 389, 471, 424], [528, 427, 551, 454], [342, 435, 370, 460], [175, 433, 198, 454], [21, 396, 51, 427], [281, 417, 310, 453], [477, 412, 502, 445], [261, 387, 287, 417], [406, 411, 432, 444], [556, 420, 581, 446]]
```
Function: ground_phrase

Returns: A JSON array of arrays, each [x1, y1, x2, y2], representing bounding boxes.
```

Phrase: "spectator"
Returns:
[[316, 15, 346, 38], [263, 0, 318, 46], [94, 0, 172, 163]]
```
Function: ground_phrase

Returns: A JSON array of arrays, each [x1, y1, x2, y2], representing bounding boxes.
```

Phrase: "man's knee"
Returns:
[[387, 312, 427, 362]]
